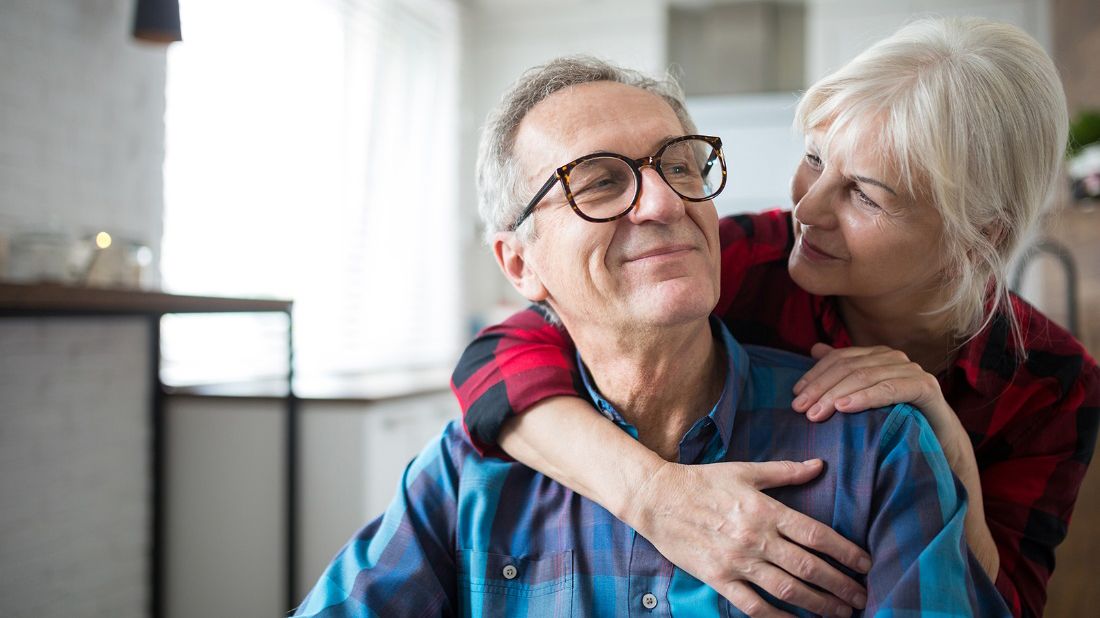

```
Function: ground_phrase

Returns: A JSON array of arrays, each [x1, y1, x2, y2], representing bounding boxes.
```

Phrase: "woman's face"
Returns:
[[788, 125, 949, 306]]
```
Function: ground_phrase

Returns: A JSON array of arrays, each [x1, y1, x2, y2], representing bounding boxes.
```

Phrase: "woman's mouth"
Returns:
[[798, 236, 841, 261]]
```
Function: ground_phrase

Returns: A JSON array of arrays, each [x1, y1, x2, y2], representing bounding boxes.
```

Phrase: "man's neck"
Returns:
[[568, 318, 726, 461]]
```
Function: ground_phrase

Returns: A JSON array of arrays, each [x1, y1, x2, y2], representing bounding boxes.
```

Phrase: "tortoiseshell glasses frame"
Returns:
[[508, 134, 727, 231]]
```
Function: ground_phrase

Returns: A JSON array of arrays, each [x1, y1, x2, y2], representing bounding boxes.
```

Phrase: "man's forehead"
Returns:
[[513, 81, 685, 173]]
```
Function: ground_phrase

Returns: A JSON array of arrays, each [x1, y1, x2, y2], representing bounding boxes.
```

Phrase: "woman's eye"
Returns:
[[804, 153, 823, 169], [853, 188, 881, 210]]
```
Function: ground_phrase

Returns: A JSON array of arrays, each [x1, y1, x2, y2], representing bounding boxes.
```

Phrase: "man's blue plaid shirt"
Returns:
[[294, 319, 1009, 617]]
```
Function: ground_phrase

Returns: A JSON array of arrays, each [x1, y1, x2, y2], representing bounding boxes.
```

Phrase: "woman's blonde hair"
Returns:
[[795, 17, 1068, 353]]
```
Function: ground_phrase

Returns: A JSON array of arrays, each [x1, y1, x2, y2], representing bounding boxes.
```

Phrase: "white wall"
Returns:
[[804, 0, 1051, 81], [165, 393, 458, 618], [0, 319, 150, 618], [458, 0, 670, 329], [0, 0, 166, 262], [0, 1, 166, 617], [688, 93, 805, 216]]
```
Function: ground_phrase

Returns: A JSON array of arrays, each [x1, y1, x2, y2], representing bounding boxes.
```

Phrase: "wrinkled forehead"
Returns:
[[513, 81, 686, 181], [806, 116, 924, 199]]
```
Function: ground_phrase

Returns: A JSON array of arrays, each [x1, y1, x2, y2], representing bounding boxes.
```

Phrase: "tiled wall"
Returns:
[[0, 1, 166, 616]]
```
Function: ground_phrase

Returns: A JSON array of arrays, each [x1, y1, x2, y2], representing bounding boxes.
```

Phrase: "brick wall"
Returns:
[[0, 319, 150, 617], [0, 1, 166, 616], [0, 0, 166, 253]]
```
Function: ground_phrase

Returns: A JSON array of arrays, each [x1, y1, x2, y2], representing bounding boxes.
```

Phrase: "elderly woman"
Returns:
[[451, 16, 1098, 618]]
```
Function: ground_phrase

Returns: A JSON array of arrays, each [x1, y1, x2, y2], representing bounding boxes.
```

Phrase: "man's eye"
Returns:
[[804, 153, 823, 168], [662, 160, 698, 177], [574, 175, 622, 195]]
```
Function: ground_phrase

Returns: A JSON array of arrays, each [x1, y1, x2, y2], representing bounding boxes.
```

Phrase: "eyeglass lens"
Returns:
[[566, 138, 722, 221]]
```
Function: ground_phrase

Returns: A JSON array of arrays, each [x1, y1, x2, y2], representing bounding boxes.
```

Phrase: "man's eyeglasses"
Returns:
[[510, 134, 727, 231]]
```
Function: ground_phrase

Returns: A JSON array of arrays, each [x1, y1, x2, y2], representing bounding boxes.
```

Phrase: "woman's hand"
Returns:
[[791, 344, 962, 447], [627, 459, 871, 618], [502, 397, 871, 616], [789, 343, 1001, 578]]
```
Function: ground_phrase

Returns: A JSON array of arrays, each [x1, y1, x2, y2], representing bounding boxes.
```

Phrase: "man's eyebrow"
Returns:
[[853, 175, 898, 196], [639, 134, 688, 153]]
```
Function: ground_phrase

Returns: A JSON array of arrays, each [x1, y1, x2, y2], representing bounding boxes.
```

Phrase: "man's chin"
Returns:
[[628, 282, 718, 327]]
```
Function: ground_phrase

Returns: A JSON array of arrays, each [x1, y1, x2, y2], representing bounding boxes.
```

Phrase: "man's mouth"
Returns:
[[624, 244, 696, 262]]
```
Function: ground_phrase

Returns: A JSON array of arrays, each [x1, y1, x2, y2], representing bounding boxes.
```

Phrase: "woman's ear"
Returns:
[[982, 221, 1008, 249], [492, 232, 549, 302]]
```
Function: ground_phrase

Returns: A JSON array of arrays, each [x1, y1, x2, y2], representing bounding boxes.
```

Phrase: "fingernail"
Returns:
[[793, 395, 808, 410], [835, 606, 853, 618], [858, 557, 871, 573], [853, 593, 867, 608], [801, 458, 821, 466], [835, 396, 851, 409], [793, 379, 806, 393], [807, 403, 823, 418]]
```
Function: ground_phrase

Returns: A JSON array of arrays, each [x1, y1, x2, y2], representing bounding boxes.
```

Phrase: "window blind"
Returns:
[[161, 0, 462, 387]]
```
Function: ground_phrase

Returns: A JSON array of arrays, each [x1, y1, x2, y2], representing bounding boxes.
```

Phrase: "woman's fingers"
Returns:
[[792, 345, 889, 399], [774, 508, 872, 577], [718, 581, 797, 618], [743, 459, 825, 490], [809, 362, 926, 419], [809, 342, 835, 360], [638, 461, 873, 617], [793, 349, 912, 417], [771, 537, 868, 610], [750, 562, 856, 618], [832, 374, 927, 412]]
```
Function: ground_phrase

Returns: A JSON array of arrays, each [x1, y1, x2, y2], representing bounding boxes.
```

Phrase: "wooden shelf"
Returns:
[[0, 282, 292, 315]]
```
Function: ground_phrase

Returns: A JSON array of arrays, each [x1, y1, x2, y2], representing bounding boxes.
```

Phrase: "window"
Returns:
[[161, 0, 462, 387]]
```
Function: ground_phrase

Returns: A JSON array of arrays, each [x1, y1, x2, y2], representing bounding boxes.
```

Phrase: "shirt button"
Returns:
[[502, 564, 517, 580], [642, 593, 658, 609]]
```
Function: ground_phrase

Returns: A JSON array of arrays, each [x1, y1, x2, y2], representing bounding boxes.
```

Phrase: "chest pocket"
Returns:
[[457, 549, 573, 618]]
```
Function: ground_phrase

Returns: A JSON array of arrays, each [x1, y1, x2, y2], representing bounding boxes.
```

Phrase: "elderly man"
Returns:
[[293, 57, 1007, 617]]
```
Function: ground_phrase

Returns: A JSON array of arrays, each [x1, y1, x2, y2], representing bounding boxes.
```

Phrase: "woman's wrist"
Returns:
[[497, 396, 667, 521], [607, 446, 668, 525]]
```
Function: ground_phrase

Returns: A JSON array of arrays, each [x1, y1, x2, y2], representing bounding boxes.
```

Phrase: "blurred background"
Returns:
[[1, 0, 1098, 616]]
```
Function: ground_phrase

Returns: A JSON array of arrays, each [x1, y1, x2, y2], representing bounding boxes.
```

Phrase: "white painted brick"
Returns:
[[0, 2, 165, 615], [0, 318, 150, 617], [0, 0, 165, 269]]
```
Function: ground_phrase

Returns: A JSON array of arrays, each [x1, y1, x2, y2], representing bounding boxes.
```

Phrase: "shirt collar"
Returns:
[[575, 316, 751, 460]]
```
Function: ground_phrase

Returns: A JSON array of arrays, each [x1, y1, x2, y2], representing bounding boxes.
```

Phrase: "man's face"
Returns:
[[506, 81, 721, 333]]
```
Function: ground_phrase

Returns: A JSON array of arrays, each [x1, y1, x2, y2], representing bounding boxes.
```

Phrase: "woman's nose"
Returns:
[[793, 168, 839, 228]]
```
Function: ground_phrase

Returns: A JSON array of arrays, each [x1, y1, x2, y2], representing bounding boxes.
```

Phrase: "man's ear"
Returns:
[[492, 231, 549, 302]]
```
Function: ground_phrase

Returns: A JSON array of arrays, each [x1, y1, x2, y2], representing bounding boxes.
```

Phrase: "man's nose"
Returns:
[[629, 167, 686, 224]]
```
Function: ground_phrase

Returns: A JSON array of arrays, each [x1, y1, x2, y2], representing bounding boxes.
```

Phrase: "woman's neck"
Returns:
[[837, 294, 960, 375]]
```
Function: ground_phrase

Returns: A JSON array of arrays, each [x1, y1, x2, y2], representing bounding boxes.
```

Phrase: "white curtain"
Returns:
[[161, 0, 462, 386]]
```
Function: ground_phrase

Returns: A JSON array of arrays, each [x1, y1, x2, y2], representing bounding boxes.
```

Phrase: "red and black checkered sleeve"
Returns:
[[449, 210, 793, 458], [714, 209, 792, 316], [450, 306, 583, 458], [980, 352, 1100, 617]]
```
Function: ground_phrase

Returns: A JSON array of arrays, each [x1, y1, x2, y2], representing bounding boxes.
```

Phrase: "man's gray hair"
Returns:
[[476, 55, 697, 242]]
